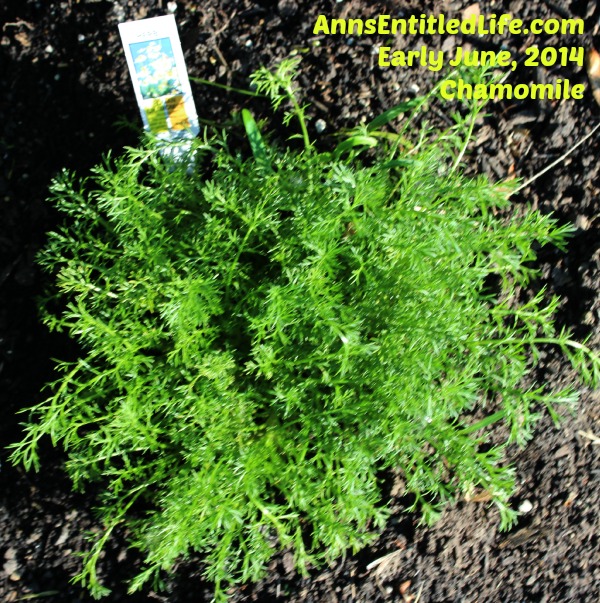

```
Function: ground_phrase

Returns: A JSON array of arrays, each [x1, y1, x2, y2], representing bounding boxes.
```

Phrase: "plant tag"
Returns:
[[118, 15, 199, 156]]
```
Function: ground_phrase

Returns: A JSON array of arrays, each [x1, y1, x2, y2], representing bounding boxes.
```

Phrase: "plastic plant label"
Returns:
[[118, 15, 199, 158]]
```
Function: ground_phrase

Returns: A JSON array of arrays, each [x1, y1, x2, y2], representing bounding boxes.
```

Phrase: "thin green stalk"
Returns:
[[285, 82, 311, 151]]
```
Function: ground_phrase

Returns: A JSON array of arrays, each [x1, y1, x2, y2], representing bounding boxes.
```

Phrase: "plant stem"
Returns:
[[286, 84, 311, 151]]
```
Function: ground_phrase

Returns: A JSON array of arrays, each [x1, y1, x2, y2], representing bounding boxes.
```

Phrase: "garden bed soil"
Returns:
[[1, 0, 600, 601]]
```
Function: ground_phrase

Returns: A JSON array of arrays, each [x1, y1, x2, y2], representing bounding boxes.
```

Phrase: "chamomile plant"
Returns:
[[10, 58, 600, 600]]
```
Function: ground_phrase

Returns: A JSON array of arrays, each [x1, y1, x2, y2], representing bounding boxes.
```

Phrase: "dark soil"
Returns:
[[1, 0, 600, 601]]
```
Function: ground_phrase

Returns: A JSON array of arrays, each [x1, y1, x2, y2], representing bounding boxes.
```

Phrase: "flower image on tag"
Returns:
[[131, 38, 183, 99]]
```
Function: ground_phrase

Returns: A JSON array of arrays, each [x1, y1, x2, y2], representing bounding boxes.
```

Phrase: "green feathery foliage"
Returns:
[[10, 59, 600, 600]]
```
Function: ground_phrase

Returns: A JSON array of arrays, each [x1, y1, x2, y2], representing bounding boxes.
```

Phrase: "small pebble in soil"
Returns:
[[167, 1, 177, 13], [77, 34, 85, 42], [44, 44, 54, 53], [519, 499, 533, 514], [3, 550, 20, 581], [112, 4, 126, 22], [277, 0, 298, 18], [315, 118, 326, 134]]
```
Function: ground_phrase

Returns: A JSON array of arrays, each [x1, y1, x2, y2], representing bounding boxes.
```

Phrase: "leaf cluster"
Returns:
[[9, 62, 600, 600]]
